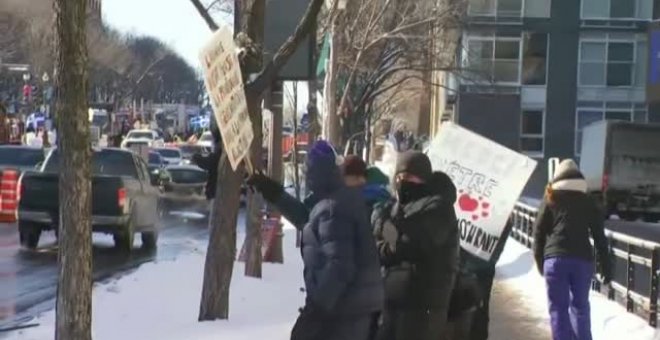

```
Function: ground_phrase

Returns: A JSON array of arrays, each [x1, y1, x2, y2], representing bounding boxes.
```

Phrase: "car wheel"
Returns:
[[113, 218, 134, 252], [141, 231, 158, 250], [18, 221, 42, 250], [19, 229, 41, 250]]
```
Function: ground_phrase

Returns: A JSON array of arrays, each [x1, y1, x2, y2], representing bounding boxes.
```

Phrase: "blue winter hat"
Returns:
[[308, 140, 338, 165], [306, 140, 342, 195]]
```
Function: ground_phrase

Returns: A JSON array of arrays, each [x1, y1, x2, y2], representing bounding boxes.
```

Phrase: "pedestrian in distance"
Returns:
[[191, 115, 223, 200], [248, 140, 384, 340], [533, 159, 612, 340], [372, 151, 459, 340]]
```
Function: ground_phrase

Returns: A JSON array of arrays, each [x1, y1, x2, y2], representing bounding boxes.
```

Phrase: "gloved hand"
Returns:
[[246, 172, 284, 203], [381, 220, 398, 252]]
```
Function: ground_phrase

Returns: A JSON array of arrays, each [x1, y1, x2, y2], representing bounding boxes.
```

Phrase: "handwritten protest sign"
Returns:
[[200, 26, 253, 170], [427, 123, 537, 261]]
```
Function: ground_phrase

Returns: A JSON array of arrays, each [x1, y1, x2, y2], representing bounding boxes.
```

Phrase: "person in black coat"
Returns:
[[372, 151, 459, 340], [248, 140, 384, 340], [191, 115, 223, 200]]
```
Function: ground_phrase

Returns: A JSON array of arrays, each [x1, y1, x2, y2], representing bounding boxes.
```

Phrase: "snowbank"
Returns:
[[7, 224, 658, 340], [6, 227, 304, 340], [496, 239, 659, 340]]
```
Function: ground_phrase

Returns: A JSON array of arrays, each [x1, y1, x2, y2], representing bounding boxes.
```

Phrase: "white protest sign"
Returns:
[[427, 122, 537, 261], [200, 25, 253, 170]]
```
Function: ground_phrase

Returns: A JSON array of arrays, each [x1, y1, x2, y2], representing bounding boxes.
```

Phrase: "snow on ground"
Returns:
[[496, 239, 659, 340], [6, 220, 659, 340], [6, 226, 305, 340]]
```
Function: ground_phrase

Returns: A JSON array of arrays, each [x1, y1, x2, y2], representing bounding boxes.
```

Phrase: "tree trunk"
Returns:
[[266, 83, 284, 263], [325, 29, 341, 147], [292, 82, 300, 200], [54, 0, 92, 339], [199, 156, 242, 321], [243, 92, 264, 277], [241, 0, 266, 278]]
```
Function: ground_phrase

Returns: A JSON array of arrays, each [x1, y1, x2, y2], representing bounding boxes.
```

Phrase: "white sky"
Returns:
[[102, 0, 230, 69], [103, 0, 312, 114]]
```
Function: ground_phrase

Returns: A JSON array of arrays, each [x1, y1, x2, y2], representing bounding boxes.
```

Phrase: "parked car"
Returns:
[[120, 129, 165, 149], [178, 144, 211, 164], [18, 148, 162, 251], [0, 145, 46, 173], [161, 165, 209, 219], [148, 151, 165, 171], [154, 147, 183, 166], [196, 131, 214, 149], [580, 121, 660, 221]]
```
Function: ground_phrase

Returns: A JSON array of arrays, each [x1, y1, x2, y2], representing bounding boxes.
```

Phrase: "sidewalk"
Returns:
[[489, 277, 551, 339], [3, 226, 657, 340], [491, 239, 657, 340]]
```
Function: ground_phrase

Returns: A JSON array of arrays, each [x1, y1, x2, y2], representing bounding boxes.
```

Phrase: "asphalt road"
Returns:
[[0, 211, 218, 332]]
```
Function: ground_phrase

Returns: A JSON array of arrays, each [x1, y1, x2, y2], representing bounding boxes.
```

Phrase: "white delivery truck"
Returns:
[[580, 121, 660, 221]]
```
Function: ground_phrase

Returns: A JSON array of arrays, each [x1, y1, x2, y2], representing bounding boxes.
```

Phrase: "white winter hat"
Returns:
[[552, 159, 583, 183]]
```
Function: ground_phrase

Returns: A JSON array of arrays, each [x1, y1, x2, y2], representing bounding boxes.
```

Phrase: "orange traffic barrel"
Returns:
[[0, 170, 19, 223]]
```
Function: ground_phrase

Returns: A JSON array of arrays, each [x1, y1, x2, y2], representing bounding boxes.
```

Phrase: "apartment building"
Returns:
[[432, 0, 660, 196]]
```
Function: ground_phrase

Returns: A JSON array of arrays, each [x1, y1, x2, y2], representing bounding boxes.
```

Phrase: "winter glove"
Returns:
[[381, 220, 398, 252], [246, 172, 284, 203]]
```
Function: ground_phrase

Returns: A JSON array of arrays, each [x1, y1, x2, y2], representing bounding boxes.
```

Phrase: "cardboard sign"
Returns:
[[200, 25, 253, 170], [427, 123, 537, 261]]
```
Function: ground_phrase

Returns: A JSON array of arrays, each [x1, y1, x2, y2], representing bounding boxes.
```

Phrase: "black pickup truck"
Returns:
[[17, 148, 161, 251]]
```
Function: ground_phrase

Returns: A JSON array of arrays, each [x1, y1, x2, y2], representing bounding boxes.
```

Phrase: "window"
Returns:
[[610, 0, 635, 18], [574, 102, 647, 154], [497, 0, 522, 16], [468, 0, 522, 17], [607, 43, 634, 86], [524, 0, 551, 17], [520, 109, 544, 156], [465, 36, 521, 84], [522, 33, 548, 85], [578, 40, 637, 87], [582, 0, 652, 20], [469, 0, 495, 16]]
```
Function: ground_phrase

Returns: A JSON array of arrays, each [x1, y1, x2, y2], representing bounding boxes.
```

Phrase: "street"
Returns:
[[0, 212, 224, 332]]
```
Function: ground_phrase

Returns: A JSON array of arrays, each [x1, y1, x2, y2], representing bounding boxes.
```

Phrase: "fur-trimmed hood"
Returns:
[[551, 159, 587, 193]]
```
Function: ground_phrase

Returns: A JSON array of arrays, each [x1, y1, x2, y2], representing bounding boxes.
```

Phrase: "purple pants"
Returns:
[[544, 257, 594, 340]]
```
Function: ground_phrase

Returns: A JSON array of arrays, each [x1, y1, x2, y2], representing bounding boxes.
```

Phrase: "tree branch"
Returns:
[[245, 0, 325, 96], [189, 0, 220, 31]]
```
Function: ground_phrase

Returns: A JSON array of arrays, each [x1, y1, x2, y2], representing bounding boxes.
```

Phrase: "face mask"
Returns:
[[396, 180, 429, 204]]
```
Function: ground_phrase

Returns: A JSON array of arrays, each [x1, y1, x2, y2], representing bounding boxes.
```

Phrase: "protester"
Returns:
[[248, 140, 384, 340], [533, 159, 612, 340], [191, 116, 223, 200], [363, 167, 391, 215], [0, 103, 9, 145], [372, 151, 459, 340], [342, 155, 368, 187]]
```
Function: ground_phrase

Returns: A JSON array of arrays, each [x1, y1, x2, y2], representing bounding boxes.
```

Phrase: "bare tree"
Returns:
[[189, 0, 324, 320], [53, 0, 92, 339], [327, 0, 465, 145], [0, 12, 23, 62], [284, 82, 301, 199]]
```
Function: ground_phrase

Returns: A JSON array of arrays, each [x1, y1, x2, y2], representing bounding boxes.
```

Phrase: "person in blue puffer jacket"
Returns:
[[247, 141, 384, 340]]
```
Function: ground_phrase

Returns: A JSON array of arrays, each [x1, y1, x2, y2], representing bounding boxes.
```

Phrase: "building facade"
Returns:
[[433, 0, 660, 196]]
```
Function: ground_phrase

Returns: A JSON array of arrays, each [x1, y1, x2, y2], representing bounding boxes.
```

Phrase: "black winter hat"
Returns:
[[395, 151, 432, 182]]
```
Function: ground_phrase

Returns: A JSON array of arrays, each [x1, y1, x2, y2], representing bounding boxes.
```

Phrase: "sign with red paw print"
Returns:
[[426, 123, 537, 261]]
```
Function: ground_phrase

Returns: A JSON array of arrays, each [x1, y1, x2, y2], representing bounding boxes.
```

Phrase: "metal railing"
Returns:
[[510, 201, 660, 327]]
